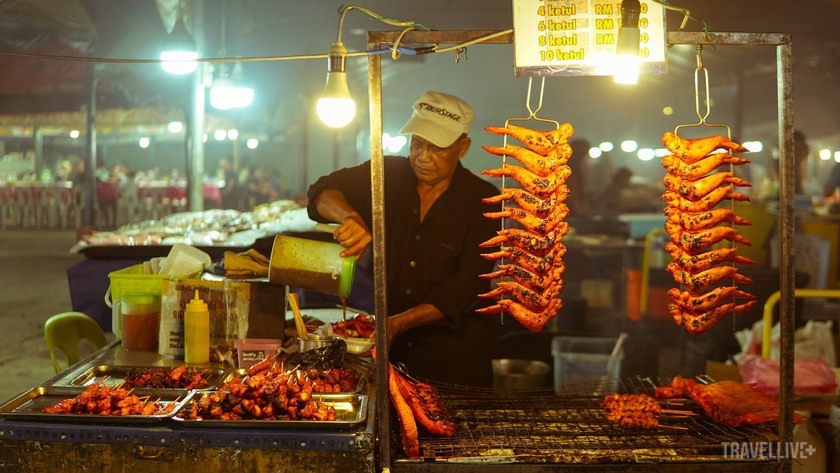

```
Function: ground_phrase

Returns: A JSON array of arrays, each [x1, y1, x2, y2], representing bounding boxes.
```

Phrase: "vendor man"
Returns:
[[306, 91, 499, 387]]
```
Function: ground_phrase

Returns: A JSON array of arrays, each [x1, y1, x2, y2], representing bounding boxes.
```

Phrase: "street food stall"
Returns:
[[359, 23, 798, 469], [0, 1, 806, 471]]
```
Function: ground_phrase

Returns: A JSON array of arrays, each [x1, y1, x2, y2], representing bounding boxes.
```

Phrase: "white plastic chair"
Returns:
[[0, 186, 12, 229], [13, 185, 36, 228], [116, 180, 139, 226]]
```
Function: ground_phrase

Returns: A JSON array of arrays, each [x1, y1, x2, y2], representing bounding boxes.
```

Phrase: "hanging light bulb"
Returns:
[[160, 18, 198, 75], [210, 63, 255, 110], [317, 42, 356, 128], [613, 0, 642, 85]]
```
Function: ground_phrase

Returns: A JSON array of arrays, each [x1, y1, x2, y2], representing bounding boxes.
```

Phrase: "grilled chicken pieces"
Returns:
[[660, 132, 756, 335], [485, 123, 574, 156], [478, 122, 574, 332]]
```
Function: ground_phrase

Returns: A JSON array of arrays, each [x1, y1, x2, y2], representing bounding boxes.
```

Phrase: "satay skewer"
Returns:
[[658, 424, 690, 431]]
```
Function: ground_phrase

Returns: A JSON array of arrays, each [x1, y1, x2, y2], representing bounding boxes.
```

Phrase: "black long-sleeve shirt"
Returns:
[[307, 156, 500, 386]]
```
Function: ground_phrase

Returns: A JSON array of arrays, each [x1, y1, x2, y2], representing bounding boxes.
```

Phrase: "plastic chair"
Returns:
[[44, 311, 108, 373], [0, 185, 12, 229]]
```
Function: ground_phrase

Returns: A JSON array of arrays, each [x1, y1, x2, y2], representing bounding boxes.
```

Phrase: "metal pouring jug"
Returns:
[[268, 235, 356, 299]]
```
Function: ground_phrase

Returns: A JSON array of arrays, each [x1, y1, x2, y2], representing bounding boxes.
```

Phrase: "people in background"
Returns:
[[825, 163, 840, 198], [794, 129, 810, 195], [167, 168, 183, 186], [110, 163, 128, 183], [218, 158, 241, 210], [69, 159, 89, 225], [594, 166, 633, 215], [246, 165, 278, 208], [94, 163, 109, 182], [565, 138, 591, 215], [54, 159, 72, 182]]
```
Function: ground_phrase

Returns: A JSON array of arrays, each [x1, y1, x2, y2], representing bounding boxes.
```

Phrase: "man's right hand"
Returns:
[[333, 214, 371, 260]]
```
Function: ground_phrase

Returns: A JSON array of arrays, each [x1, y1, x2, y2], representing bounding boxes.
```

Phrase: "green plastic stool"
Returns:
[[44, 312, 108, 373]]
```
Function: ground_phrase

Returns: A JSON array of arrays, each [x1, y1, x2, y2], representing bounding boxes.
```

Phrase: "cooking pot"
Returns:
[[492, 358, 551, 390]]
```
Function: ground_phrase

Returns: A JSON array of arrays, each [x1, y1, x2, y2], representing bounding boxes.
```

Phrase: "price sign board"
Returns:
[[513, 0, 667, 77]]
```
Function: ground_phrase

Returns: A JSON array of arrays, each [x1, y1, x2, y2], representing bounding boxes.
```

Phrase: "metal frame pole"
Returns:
[[367, 51, 391, 470]]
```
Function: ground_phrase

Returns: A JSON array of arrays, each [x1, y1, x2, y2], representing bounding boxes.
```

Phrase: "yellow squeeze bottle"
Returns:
[[184, 290, 210, 364]]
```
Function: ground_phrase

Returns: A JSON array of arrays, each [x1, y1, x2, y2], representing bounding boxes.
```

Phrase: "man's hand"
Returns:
[[312, 189, 372, 260], [372, 304, 445, 348], [334, 214, 372, 260]]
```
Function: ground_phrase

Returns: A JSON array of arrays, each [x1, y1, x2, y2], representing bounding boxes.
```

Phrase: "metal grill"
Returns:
[[393, 376, 777, 464]]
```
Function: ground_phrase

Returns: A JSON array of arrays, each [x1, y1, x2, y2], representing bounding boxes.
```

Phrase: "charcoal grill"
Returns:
[[390, 376, 779, 471]]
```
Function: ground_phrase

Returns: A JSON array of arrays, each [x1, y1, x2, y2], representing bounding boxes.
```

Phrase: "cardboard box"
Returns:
[[705, 360, 742, 382], [580, 279, 614, 309]]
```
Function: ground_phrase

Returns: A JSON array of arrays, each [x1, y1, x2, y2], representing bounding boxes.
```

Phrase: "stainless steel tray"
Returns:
[[170, 393, 368, 430], [0, 386, 194, 424], [54, 365, 230, 391]]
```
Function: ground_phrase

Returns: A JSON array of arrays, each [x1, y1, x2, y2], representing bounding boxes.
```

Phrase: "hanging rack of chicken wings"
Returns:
[[659, 45, 758, 336], [476, 77, 574, 332]]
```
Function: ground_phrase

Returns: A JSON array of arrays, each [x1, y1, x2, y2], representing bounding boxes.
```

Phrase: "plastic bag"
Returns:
[[286, 340, 347, 370], [734, 320, 835, 367], [738, 353, 837, 395]]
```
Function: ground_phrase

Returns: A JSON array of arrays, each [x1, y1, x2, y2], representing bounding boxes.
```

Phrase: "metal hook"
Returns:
[[695, 45, 704, 70], [693, 45, 711, 124], [524, 76, 541, 119], [675, 45, 730, 139], [506, 76, 558, 128], [454, 47, 467, 63]]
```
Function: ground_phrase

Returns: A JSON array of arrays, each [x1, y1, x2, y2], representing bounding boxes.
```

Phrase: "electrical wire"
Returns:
[[0, 28, 512, 64], [0, 50, 328, 63], [432, 29, 514, 53], [335, 5, 430, 43], [391, 27, 415, 60], [649, 0, 714, 46]]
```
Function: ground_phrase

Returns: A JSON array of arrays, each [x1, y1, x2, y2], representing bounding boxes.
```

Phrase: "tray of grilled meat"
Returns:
[[0, 385, 194, 424], [171, 392, 367, 430], [53, 364, 231, 391], [228, 365, 369, 395]]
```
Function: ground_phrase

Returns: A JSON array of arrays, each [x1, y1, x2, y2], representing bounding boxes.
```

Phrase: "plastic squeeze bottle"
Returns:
[[184, 290, 210, 364]]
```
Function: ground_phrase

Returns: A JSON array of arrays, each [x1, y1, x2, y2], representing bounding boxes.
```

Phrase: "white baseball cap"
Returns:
[[400, 91, 474, 148]]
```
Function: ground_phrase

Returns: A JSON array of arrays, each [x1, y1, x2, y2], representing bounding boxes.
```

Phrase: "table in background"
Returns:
[[96, 181, 223, 227]]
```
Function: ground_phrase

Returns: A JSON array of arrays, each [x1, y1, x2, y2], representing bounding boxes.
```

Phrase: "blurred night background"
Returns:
[[1, 0, 839, 200]]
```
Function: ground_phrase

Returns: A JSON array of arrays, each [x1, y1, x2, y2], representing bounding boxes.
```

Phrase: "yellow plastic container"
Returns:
[[106, 263, 199, 337]]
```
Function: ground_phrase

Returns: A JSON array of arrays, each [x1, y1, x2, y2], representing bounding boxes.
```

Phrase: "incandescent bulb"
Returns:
[[317, 71, 356, 128]]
